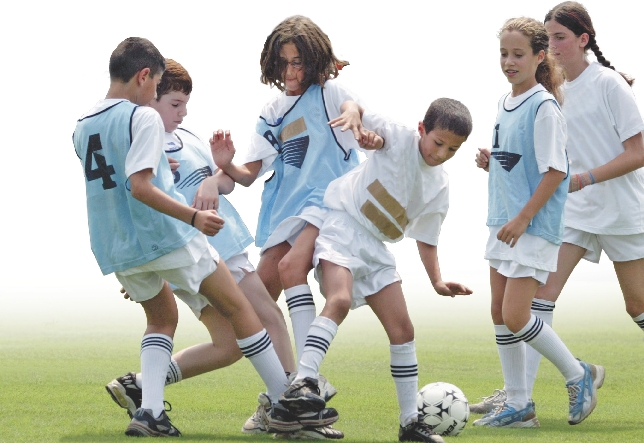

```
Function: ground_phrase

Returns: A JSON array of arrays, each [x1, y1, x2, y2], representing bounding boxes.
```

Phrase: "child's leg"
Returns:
[[293, 259, 352, 382], [198, 261, 287, 401], [139, 282, 178, 418], [365, 282, 417, 427], [278, 224, 318, 362], [613, 257, 644, 330], [490, 268, 528, 410], [527, 243, 585, 398], [239, 271, 297, 373], [257, 242, 291, 301]]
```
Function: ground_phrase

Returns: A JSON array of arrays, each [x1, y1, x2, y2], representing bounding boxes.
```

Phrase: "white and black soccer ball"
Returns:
[[417, 382, 470, 436]]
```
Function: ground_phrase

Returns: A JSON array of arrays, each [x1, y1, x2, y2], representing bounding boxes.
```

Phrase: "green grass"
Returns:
[[2, 296, 643, 443]]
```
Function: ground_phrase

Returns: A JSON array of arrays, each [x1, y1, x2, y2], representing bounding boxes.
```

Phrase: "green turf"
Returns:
[[2, 299, 642, 442]]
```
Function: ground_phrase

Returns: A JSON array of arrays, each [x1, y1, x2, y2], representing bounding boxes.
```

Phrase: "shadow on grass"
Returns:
[[60, 432, 276, 442]]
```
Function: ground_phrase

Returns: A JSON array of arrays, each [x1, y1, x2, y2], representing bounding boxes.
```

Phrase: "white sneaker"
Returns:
[[241, 393, 270, 434], [287, 373, 338, 402], [273, 425, 344, 440], [469, 389, 506, 414]]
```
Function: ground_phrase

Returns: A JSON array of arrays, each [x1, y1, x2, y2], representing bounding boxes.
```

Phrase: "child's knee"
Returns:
[[278, 251, 312, 286]]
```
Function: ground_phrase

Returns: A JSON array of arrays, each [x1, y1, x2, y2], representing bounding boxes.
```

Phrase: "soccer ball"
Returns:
[[417, 382, 470, 436]]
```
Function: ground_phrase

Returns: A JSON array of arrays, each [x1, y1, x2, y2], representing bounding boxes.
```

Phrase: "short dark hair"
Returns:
[[422, 98, 472, 137], [156, 59, 192, 99], [260, 15, 348, 92], [109, 37, 165, 83]]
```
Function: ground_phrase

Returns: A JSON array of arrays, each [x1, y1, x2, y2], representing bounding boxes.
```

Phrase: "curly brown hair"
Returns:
[[155, 59, 192, 100], [260, 15, 348, 92], [545, 1, 634, 86], [500, 17, 565, 104]]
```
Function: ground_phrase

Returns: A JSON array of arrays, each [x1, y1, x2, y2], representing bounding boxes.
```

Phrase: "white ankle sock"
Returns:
[[295, 316, 337, 381], [390, 341, 419, 426], [495, 325, 528, 410], [284, 284, 316, 362], [140, 334, 173, 418], [526, 299, 554, 398], [237, 329, 288, 401], [515, 315, 583, 384]]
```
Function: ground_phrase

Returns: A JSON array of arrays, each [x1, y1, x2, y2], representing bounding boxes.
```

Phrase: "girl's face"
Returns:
[[499, 30, 544, 96], [280, 42, 305, 96], [545, 20, 588, 73]]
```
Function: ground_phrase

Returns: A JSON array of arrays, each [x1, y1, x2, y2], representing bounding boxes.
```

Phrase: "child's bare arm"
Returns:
[[210, 129, 262, 187], [497, 168, 566, 247], [476, 148, 491, 172], [192, 170, 235, 210], [330, 100, 384, 150], [129, 168, 224, 236], [416, 241, 473, 297]]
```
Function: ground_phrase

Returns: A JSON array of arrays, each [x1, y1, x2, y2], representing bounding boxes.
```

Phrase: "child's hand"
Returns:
[[119, 286, 133, 301], [193, 210, 225, 236], [193, 176, 220, 210], [167, 156, 180, 172], [329, 102, 367, 142], [476, 148, 490, 171], [433, 281, 473, 297], [358, 130, 384, 150], [497, 215, 530, 247], [210, 130, 236, 169]]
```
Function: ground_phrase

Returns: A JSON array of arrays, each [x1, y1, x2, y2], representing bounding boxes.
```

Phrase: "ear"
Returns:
[[579, 32, 590, 48], [137, 67, 152, 85], [537, 49, 546, 64], [418, 121, 425, 135]]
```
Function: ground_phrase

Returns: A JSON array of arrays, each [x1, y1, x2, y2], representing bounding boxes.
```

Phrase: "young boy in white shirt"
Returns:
[[278, 98, 473, 443]]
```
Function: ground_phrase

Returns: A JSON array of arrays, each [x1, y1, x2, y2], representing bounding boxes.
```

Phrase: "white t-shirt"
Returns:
[[503, 84, 568, 174], [324, 111, 448, 245], [81, 99, 166, 178], [241, 79, 363, 176], [563, 61, 644, 234]]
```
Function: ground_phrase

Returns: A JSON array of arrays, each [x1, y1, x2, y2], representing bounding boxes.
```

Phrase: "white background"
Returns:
[[1, 0, 640, 332]]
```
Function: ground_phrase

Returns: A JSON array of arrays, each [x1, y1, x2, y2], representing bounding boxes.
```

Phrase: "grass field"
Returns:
[[2, 278, 642, 442]]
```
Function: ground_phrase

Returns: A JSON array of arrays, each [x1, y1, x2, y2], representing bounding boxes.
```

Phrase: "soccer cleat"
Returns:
[[280, 377, 326, 414], [469, 389, 506, 414], [317, 374, 338, 402], [273, 425, 345, 440], [472, 401, 540, 428], [398, 418, 445, 443], [268, 403, 339, 433], [286, 373, 338, 403], [242, 392, 270, 434], [106, 372, 142, 418], [567, 361, 605, 425], [124, 408, 181, 437]]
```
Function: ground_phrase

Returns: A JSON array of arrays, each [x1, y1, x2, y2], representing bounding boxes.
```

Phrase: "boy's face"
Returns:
[[149, 91, 190, 133], [417, 123, 467, 166]]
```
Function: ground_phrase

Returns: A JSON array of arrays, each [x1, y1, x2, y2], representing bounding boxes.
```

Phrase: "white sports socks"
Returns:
[[514, 314, 583, 383], [390, 341, 419, 426], [525, 299, 554, 398], [165, 359, 182, 386], [237, 329, 288, 401], [633, 312, 644, 332], [284, 284, 317, 362], [140, 333, 173, 418], [295, 316, 337, 381], [495, 325, 528, 410]]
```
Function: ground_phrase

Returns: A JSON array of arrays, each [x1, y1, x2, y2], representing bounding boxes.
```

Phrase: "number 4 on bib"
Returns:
[[85, 133, 117, 190]]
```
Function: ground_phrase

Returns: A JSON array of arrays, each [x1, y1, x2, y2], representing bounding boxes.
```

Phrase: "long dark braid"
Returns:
[[545, 1, 634, 86]]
